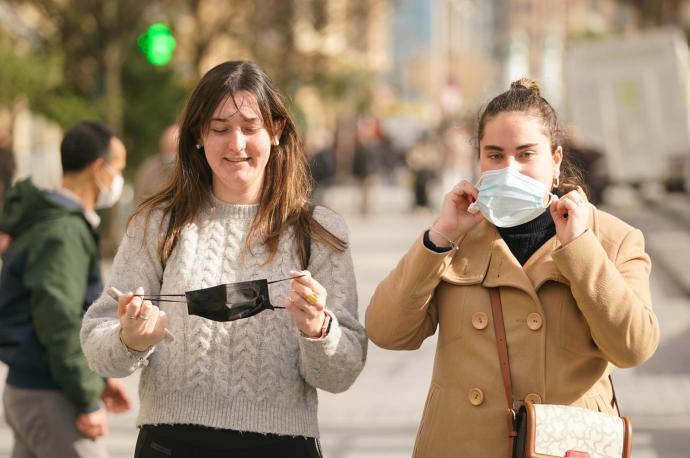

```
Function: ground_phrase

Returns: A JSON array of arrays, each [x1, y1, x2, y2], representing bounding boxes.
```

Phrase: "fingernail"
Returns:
[[135, 286, 144, 294]]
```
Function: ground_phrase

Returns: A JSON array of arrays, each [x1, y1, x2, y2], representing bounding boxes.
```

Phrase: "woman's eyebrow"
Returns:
[[516, 143, 539, 150], [210, 115, 262, 124]]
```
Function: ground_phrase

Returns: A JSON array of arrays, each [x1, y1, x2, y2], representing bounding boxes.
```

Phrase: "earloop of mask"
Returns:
[[133, 274, 304, 305], [132, 275, 307, 322]]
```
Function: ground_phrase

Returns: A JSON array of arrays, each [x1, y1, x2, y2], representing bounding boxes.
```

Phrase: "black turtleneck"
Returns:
[[497, 209, 556, 265], [422, 209, 557, 264]]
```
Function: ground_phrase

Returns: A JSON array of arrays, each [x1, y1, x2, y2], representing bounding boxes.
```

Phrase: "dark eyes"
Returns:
[[211, 127, 261, 134], [487, 151, 535, 160]]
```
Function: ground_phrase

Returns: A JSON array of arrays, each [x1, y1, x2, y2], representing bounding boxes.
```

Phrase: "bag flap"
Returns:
[[524, 403, 631, 458]]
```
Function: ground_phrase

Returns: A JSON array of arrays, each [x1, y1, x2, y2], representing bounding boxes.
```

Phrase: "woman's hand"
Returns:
[[100, 378, 132, 413], [550, 190, 588, 245], [117, 287, 168, 352], [284, 270, 329, 338], [431, 180, 484, 245], [75, 408, 107, 439]]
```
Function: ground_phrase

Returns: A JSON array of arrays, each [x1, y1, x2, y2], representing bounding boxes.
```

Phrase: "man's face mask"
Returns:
[[134, 276, 299, 322], [468, 166, 554, 228]]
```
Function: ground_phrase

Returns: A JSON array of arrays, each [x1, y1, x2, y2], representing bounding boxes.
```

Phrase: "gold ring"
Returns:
[[305, 292, 319, 305]]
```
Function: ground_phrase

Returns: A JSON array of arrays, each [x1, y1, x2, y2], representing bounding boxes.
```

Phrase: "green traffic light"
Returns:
[[138, 23, 176, 66]]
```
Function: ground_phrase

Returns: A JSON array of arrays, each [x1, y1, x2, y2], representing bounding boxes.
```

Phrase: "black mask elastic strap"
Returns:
[[266, 274, 306, 284], [133, 274, 305, 305], [266, 274, 306, 309]]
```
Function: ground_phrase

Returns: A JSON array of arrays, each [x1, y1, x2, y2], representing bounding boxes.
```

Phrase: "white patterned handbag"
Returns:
[[488, 288, 632, 458], [512, 401, 632, 458]]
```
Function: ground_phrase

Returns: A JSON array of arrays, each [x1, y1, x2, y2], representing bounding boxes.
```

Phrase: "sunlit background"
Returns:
[[2, 1, 690, 457]]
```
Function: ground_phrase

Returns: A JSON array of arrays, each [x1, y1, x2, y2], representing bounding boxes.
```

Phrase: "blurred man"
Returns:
[[134, 123, 178, 204], [0, 121, 131, 458]]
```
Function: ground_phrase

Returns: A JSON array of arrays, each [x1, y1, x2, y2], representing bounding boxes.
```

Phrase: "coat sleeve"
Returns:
[[25, 223, 104, 412], [552, 227, 659, 368], [297, 209, 367, 393], [80, 211, 166, 377], [365, 234, 453, 351]]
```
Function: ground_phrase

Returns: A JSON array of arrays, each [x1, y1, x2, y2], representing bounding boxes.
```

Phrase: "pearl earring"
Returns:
[[195, 144, 203, 150]]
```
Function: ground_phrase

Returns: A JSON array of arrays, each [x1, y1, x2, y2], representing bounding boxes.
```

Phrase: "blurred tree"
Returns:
[[7, 0, 155, 131], [121, 42, 187, 180], [0, 48, 60, 138], [177, 0, 381, 110], [1, 0, 387, 152]]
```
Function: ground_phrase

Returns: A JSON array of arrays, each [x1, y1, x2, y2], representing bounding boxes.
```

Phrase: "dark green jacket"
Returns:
[[0, 178, 104, 412]]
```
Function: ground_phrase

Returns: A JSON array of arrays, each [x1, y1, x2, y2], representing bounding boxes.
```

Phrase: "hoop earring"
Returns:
[[553, 175, 560, 188]]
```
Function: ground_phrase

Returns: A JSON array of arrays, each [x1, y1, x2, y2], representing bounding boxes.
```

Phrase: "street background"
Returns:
[[3, 0, 690, 457]]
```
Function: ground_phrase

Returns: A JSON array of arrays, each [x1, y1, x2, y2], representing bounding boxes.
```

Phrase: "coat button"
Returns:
[[468, 387, 484, 406], [471, 312, 489, 330], [526, 312, 543, 331], [524, 393, 542, 404]]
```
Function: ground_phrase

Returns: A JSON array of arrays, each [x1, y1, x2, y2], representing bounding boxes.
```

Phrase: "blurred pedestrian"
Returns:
[[308, 142, 335, 204], [81, 60, 366, 458], [406, 130, 442, 211], [134, 124, 179, 205], [563, 127, 608, 205], [366, 78, 659, 456], [352, 116, 381, 216], [0, 121, 131, 458]]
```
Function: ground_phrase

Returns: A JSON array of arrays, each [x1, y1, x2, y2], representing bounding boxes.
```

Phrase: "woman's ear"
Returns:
[[273, 120, 286, 145], [553, 145, 563, 168]]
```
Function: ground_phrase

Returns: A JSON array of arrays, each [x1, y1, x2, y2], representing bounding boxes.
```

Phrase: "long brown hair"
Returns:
[[476, 78, 584, 195], [130, 60, 346, 266]]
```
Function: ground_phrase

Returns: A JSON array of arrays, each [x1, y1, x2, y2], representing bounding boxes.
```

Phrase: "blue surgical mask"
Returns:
[[470, 167, 554, 228]]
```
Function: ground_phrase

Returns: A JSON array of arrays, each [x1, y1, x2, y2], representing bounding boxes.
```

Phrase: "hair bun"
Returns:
[[510, 78, 540, 96]]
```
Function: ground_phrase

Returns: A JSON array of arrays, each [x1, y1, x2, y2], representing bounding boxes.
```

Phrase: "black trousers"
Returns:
[[134, 424, 323, 458]]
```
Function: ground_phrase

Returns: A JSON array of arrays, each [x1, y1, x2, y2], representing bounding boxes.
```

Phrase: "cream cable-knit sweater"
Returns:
[[80, 195, 367, 438]]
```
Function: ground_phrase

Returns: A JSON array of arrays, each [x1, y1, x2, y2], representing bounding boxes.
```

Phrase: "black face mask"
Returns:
[[138, 275, 300, 322]]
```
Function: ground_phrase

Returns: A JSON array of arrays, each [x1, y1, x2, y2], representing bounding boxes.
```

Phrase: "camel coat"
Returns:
[[366, 202, 659, 458]]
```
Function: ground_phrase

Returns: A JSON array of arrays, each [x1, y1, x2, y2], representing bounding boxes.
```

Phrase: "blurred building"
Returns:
[[390, 0, 501, 122], [388, 0, 690, 121]]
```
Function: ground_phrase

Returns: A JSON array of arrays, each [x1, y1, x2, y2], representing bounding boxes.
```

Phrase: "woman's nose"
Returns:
[[227, 128, 246, 152]]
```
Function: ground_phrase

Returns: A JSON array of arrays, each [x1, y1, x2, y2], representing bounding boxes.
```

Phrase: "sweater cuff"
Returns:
[[299, 312, 342, 357], [113, 326, 156, 370]]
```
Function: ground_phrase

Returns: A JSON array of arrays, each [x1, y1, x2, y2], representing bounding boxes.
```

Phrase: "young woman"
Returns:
[[366, 79, 659, 457], [81, 60, 367, 458]]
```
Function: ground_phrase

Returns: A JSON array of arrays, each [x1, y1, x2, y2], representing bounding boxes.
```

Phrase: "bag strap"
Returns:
[[490, 288, 624, 421], [610, 374, 621, 416], [489, 288, 517, 457]]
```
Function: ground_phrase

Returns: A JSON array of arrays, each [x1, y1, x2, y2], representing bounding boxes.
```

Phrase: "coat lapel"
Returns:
[[443, 196, 600, 303], [443, 220, 541, 306]]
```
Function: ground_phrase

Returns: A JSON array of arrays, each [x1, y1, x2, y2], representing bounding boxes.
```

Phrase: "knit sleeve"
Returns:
[[80, 209, 167, 377], [297, 207, 367, 393]]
